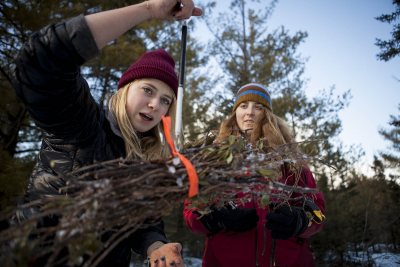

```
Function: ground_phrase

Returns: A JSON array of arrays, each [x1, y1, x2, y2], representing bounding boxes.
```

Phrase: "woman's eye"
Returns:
[[255, 105, 263, 110], [143, 87, 153, 95], [239, 103, 247, 109], [161, 97, 171, 106]]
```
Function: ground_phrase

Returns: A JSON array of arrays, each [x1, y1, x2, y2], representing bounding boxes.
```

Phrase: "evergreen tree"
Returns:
[[372, 155, 387, 180], [378, 104, 400, 180], [375, 0, 400, 62]]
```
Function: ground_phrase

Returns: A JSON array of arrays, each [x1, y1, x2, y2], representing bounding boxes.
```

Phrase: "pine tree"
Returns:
[[379, 104, 400, 180], [375, 0, 400, 62]]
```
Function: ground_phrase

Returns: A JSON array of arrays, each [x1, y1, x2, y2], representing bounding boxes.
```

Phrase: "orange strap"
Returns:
[[162, 116, 199, 198]]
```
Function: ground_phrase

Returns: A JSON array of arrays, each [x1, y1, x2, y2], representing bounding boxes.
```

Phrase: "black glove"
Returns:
[[197, 205, 259, 234], [266, 205, 309, 240]]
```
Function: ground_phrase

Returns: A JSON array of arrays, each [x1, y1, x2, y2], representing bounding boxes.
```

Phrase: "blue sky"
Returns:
[[193, 0, 399, 173]]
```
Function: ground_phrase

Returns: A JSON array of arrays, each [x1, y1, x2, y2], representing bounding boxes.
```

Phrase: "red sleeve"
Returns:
[[183, 199, 210, 234]]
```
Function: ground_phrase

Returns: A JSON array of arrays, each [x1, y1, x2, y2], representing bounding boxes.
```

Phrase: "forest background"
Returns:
[[0, 0, 399, 266]]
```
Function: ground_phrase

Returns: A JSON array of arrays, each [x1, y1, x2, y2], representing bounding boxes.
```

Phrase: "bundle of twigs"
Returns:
[[0, 134, 320, 266]]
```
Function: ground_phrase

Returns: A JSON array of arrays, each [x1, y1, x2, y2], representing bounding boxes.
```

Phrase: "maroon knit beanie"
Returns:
[[118, 49, 178, 96]]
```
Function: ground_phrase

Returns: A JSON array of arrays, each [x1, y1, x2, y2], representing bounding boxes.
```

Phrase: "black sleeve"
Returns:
[[12, 15, 101, 142], [130, 220, 169, 256]]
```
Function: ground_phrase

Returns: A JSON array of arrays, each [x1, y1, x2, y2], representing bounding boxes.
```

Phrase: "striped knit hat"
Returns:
[[232, 83, 272, 111]]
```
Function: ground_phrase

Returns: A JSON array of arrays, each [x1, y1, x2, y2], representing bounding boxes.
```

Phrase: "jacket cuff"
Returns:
[[147, 241, 167, 256], [65, 14, 99, 62]]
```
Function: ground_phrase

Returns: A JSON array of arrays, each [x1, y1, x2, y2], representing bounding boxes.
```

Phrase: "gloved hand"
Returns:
[[266, 205, 309, 240], [196, 204, 259, 234]]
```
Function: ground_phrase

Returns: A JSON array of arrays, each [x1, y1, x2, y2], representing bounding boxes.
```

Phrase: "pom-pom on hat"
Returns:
[[232, 83, 272, 111], [118, 49, 178, 96]]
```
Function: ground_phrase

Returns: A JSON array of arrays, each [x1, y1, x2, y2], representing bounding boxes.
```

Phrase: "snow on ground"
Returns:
[[344, 251, 400, 267], [373, 253, 400, 267]]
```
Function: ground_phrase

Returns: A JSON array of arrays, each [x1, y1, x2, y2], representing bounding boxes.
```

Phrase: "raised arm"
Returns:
[[85, 0, 202, 49]]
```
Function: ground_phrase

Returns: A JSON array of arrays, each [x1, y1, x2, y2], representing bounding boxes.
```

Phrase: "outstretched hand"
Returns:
[[148, 243, 183, 267], [148, 0, 203, 20]]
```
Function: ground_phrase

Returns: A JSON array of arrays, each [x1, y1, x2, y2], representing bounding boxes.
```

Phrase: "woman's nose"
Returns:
[[245, 106, 255, 116], [148, 98, 160, 110]]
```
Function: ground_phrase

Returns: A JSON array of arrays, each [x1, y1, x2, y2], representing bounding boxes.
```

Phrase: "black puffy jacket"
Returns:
[[12, 15, 168, 265]]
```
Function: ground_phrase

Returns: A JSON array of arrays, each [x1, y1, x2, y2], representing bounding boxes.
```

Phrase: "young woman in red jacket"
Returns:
[[183, 83, 325, 267]]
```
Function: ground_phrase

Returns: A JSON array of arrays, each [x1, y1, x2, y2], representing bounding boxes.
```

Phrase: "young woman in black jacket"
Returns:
[[11, 1, 202, 266]]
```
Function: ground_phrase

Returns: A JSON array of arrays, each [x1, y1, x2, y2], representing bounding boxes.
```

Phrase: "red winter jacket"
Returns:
[[183, 166, 325, 267]]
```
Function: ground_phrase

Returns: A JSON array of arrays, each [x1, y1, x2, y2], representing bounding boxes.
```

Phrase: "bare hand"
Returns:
[[148, 243, 184, 266], [148, 0, 203, 20]]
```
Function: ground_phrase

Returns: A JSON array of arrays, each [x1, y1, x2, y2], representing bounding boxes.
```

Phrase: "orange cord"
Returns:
[[162, 116, 199, 197]]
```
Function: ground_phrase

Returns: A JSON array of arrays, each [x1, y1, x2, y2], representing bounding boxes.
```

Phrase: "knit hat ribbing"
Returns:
[[233, 83, 272, 111], [118, 49, 178, 96]]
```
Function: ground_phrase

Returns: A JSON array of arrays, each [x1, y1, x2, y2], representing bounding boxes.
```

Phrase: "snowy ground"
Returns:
[[344, 251, 400, 267]]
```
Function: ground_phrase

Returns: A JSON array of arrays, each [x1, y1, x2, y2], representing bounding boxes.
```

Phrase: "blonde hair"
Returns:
[[215, 107, 294, 149], [108, 81, 176, 160]]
